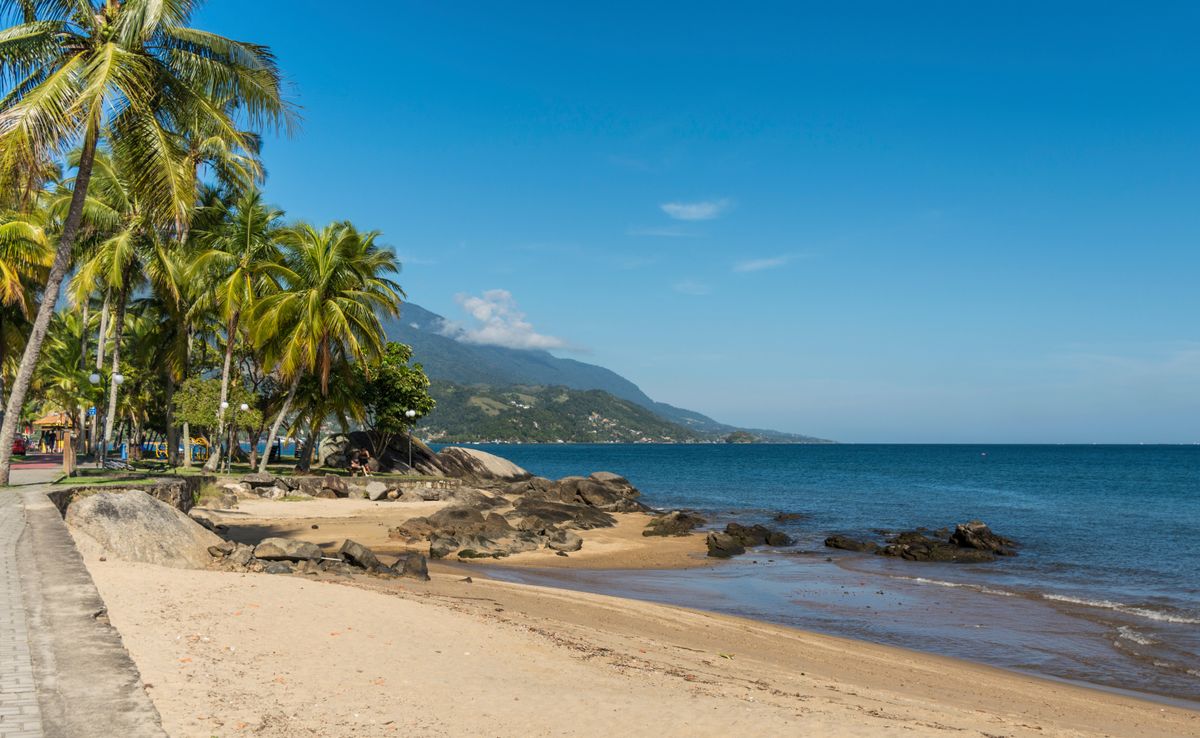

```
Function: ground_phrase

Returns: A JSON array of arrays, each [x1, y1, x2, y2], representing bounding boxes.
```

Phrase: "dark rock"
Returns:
[[239, 472, 277, 488], [508, 498, 616, 530], [444, 487, 504, 509], [264, 561, 293, 575], [457, 549, 489, 559], [253, 537, 323, 562], [824, 535, 879, 553], [643, 511, 707, 537], [546, 529, 583, 552], [951, 521, 1017, 555], [725, 523, 792, 548], [339, 539, 383, 570], [396, 552, 431, 581], [429, 537, 456, 559], [706, 532, 746, 558]]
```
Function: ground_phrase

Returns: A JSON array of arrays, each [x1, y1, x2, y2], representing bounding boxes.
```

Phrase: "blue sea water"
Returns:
[[462, 443, 1200, 704]]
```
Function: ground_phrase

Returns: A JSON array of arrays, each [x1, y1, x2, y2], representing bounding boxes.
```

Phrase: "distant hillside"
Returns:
[[419, 381, 702, 443], [385, 303, 830, 444]]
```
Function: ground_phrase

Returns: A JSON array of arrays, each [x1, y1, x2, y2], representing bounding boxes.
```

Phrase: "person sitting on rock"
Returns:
[[349, 448, 372, 477]]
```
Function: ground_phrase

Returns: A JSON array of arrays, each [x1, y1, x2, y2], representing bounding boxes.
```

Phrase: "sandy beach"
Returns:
[[76, 498, 1199, 737]]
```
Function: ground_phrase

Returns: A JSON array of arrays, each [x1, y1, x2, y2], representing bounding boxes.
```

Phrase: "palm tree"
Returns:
[[189, 189, 283, 471], [0, 0, 290, 484], [0, 211, 50, 411], [252, 222, 403, 473]]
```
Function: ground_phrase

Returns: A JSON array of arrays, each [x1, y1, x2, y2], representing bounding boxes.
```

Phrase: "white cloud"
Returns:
[[734, 255, 792, 273], [444, 290, 572, 352], [673, 279, 712, 296], [660, 199, 731, 221]]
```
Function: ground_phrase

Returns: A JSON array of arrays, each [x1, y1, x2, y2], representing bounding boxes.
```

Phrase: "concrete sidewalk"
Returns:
[[1, 489, 165, 738]]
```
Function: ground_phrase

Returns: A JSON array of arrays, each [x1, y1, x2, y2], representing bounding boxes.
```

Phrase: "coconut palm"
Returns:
[[252, 222, 403, 473], [188, 189, 283, 470], [0, 0, 291, 484]]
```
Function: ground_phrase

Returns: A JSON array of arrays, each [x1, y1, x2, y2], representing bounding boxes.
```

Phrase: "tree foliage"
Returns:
[[358, 342, 434, 456]]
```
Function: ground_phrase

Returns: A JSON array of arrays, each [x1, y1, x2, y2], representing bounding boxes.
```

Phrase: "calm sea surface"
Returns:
[[459, 443, 1200, 705]]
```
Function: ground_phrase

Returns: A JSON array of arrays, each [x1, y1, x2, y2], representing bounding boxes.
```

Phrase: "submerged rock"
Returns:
[[824, 535, 879, 553]]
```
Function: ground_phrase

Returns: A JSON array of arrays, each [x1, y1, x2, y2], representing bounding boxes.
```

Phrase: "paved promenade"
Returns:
[[0, 492, 43, 738], [0, 483, 165, 738]]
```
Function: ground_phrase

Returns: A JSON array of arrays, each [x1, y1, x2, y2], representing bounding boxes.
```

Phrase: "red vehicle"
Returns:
[[11, 436, 27, 455]]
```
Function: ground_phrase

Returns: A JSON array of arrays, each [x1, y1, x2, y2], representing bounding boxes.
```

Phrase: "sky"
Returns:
[[195, 1, 1200, 443]]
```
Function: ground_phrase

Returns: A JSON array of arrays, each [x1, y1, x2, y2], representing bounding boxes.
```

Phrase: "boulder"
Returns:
[[365, 481, 390, 501], [724, 523, 792, 548], [217, 492, 238, 510], [824, 535, 879, 553], [321, 474, 350, 498], [253, 537, 323, 562], [705, 532, 746, 558], [66, 490, 223, 569], [207, 540, 236, 557], [643, 511, 707, 537], [951, 521, 1017, 555], [339, 539, 383, 570], [508, 498, 616, 530], [560, 475, 648, 512], [227, 543, 255, 568], [588, 471, 630, 486], [435, 446, 532, 482], [396, 552, 431, 581], [444, 487, 504, 509], [239, 472, 277, 488], [504, 476, 564, 500], [389, 516, 435, 541], [546, 529, 583, 553], [264, 561, 294, 575]]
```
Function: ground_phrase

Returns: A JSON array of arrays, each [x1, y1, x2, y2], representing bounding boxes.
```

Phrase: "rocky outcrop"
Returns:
[[643, 511, 706, 537], [705, 532, 746, 558], [253, 537, 323, 562], [435, 446, 532, 482], [66, 489, 223, 569], [705, 523, 792, 557], [508, 498, 616, 530], [824, 521, 1018, 563]]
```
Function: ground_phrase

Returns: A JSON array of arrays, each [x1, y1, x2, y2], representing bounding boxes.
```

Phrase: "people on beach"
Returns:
[[349, 448, 373, 477]]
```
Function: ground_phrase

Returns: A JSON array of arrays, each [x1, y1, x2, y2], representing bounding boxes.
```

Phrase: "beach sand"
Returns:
[[75, 498, 1200, 737]]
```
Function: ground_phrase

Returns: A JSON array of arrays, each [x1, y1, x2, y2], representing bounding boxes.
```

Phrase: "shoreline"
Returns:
[[78, 538, 1200, 737]]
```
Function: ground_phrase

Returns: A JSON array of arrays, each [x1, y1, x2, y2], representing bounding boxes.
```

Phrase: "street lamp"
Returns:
[[405, 409, 418, 470], [88, 373, 100, 385], [112, 373, 124, 385]]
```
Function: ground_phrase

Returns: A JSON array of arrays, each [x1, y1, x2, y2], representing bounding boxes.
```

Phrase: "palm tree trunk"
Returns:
[[90, 292, 110, 454], [204, 311, 240, 471], [165, 370, 178, 466], [182, 329, 193, 467], [0, 122, 100, 485], [259, 375, 300, 474], [100, 275, 131, 463], [297, 415, 320, 472]]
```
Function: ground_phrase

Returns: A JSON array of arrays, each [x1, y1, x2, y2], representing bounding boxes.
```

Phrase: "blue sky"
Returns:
[[197, 1, 1199, 443]]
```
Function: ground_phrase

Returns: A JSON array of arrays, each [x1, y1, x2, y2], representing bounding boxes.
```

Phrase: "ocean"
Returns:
[[460, 443, 1200, 705]]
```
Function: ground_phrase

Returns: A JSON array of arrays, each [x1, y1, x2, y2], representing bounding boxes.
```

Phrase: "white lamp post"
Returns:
[[405, 409, 418, 470], [88, 373, 100, 385]]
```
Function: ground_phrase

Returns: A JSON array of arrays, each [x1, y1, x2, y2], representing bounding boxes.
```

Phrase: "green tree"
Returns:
[[251, 222, 402, 473], [0, 0, 290, 484], [358, 342, 434, 458], [189, 188, 283, 470]]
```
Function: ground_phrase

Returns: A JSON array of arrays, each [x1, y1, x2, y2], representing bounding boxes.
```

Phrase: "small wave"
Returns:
[[1116, 626, 1158, 646], [1043, 594, 1200, 624], [905, 577, 1015, 597]]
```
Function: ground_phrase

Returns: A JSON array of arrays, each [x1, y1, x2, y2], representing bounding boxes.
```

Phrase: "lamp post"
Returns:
[[405, 409, 418, 471], [88, 373, 100, 456]]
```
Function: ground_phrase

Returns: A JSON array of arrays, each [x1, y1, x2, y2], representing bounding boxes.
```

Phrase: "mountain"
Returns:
[[420, 381, 703, 443], [383, 303, 830, 443]]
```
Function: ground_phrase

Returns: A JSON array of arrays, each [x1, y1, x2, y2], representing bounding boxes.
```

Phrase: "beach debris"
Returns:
[[642, 510, 707, 537]]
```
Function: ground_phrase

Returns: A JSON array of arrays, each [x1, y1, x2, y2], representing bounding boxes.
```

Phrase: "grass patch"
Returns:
[[194, 482, 225, 505], [279, 494, 312, 502]]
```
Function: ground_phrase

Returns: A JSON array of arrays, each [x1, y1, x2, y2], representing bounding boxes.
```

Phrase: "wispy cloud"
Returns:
[[661, 199, 731, 221], [734, 254, 793, 273], [626, 225, 695, 238], [442, 290, 577, 352], [673, 279, 712, 296]]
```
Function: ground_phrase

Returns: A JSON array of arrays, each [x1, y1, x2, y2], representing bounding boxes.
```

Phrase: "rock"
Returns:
[[724, 523, 792, 548], [705, 532, 746, 558], [321, 474, 350, 498], [240, 472, 277, 488], [264, 561, 293, 575], [824, 535, 879, 553], [387, 490, 400, 500], [339, 539, 383, 570], [508, 498, 616, 530], [253, 537, 323, 562], [504, 476, 563, 500], [66, 490, 223, 569], [365, 481, 389, 501], [227, 543, 255, 568], [207, 541, 236, 558], [560, 475, 648, 513], [444, 487, 504, 509], [546, 529, 583, 552], [396, 552, 431, 581], [429, 537, 456, 559], [951, 521, 1017, 555], [588, 471, 630, 486], [435, 446, 532, 482], [643, 511, 706, 537], [217, 492, 239, 509]]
